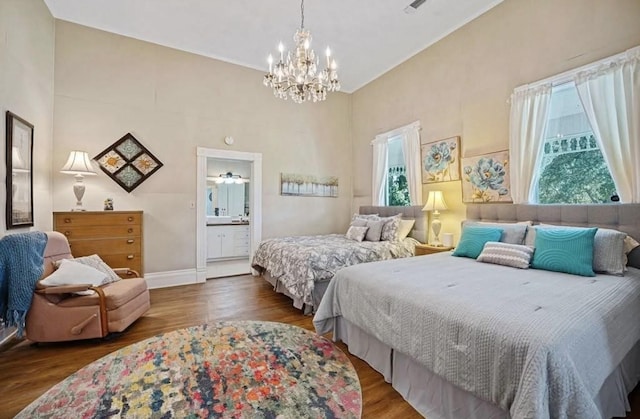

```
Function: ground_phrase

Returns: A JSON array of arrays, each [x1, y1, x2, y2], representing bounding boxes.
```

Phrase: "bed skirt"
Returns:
[[262, 271, 330, 315], [331, 317, 640, 419]]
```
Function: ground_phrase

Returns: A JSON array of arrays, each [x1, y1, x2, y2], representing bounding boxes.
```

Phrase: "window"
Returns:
[[387, 137, 410, 206], [535, 83, 617, 204]]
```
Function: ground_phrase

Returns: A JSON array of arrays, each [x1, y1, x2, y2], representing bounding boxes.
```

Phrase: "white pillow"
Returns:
[[40, 259, 108, 288], [397, 219, 415, 240], [54, 254, 121, 284], [345, 226, 368, 242]]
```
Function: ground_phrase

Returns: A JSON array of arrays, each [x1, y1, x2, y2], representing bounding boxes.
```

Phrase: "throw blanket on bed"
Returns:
[[252, 234, 416, 306], [314, 253, 640, 419], [0, 232, 48, 337]]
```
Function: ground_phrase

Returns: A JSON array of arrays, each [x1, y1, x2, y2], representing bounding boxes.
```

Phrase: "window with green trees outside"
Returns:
[[535, 83, 617, 204]]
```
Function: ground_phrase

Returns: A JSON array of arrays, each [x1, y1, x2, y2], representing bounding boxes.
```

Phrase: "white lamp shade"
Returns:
[[422, 191, 448, 212], [60, 151, 97, 175]]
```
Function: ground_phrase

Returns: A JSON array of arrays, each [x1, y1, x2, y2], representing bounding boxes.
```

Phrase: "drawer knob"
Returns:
[[64, 231, 70, 236], [127, 239, 134, 244], [128, 217, 134, 222], [64, 218, 71, 223], [128, 228, 133, 233], [127, 255, 134, 260]]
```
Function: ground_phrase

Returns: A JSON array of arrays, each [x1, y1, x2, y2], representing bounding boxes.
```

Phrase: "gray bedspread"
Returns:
[[251, 234, 416, 306], [314, 253, 640, 419]]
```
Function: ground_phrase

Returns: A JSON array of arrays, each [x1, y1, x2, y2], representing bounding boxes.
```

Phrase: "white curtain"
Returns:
[[399, 125, 423, 205], [575, 48, 640, 203], [371, 139, 389, 205], [509, 84, 552, 203]]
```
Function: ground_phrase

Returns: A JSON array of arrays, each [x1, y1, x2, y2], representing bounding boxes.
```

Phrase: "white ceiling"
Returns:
[[43, 0, 503, 93]]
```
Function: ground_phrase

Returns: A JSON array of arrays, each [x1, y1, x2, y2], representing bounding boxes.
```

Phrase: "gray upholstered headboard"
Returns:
[[466, 204, 640, 241], [359, 205, 427, 243]]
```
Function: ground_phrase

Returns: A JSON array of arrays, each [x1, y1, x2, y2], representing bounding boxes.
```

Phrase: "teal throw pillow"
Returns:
[[531, 227, 597, 277], [452, 226, 503, 259]]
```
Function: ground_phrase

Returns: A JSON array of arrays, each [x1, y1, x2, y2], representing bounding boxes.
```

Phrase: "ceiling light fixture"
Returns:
[[211, 172, 247, 185], [263, 0, 340, 103]]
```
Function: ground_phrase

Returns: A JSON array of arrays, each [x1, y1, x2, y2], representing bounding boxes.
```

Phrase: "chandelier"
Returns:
[[263, 0, 340, 103]]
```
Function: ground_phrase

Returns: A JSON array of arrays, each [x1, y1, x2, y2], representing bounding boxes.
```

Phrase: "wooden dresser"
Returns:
[[53, 211, 144, 276]]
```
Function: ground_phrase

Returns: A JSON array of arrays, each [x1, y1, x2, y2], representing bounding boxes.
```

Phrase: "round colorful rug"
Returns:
[[18, 321, 361, 418]]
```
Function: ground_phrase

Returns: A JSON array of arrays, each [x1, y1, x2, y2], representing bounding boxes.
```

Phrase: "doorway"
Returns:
[[196, 147, 262, 282]]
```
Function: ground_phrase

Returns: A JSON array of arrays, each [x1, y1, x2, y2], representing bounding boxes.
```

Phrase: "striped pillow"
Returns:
[[477, 242, 534, 269]]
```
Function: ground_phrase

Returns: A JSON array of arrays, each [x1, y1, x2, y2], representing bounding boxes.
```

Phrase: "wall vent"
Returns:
[[404, 0, 427, 14]]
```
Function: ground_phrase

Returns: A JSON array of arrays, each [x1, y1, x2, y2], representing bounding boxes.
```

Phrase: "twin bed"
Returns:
[[251, 205, 427, 313], [314, 203, 640, 419]]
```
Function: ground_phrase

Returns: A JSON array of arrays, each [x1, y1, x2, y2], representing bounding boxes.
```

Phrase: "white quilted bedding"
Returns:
[[314, 253, 640, 419]]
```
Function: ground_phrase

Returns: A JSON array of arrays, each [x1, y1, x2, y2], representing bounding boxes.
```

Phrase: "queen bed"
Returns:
[[314, 203, 640, 419], [252, 205, 427, 314]]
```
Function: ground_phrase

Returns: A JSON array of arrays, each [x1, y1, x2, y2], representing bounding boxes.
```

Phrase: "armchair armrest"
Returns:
[[113, 268, 141, 278], [35, 284, 92, 294]]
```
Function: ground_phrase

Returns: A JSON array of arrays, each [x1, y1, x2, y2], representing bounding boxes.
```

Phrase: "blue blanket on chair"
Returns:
[[0, 231, 48, 337]]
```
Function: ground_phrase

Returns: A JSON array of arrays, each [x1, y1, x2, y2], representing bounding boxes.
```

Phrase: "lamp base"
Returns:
[[429, 213, 443, 246], [71, 175, 86, 211]]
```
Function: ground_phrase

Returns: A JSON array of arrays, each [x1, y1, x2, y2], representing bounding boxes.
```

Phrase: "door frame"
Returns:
[[196, 147, 262, 282]]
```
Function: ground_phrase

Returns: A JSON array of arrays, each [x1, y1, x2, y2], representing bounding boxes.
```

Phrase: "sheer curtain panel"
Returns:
[[509, 84, 552, 203], [371, 139, 389, 206], [399, 124, 423, 205], [575, 47, 640, 203]]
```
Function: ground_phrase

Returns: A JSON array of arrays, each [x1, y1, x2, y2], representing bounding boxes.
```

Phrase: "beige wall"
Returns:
[[52, 21, 352, 273], [351, 0, 640, 244], [0, 0, 55, 235]]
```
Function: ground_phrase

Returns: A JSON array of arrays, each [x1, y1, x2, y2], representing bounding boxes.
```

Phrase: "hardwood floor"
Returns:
[[0, 275, 639, 418]]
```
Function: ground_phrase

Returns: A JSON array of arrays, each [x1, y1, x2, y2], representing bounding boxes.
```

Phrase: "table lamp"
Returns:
[[422, 190, 448, 246], [60, 150, 97, 211]]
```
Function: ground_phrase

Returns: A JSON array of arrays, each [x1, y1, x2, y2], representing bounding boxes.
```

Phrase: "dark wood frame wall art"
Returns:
[[5, 111, 34, 229], [94, 133, 163, 193]]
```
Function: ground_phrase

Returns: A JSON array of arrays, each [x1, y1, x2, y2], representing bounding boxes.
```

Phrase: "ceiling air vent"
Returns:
[[404, 0, 427, 14]]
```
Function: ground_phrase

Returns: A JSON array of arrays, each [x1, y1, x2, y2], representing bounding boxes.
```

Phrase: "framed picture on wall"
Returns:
[[421, 136, 461, 184], [5, 111, 34, 229], [461, 149, 512, 203]]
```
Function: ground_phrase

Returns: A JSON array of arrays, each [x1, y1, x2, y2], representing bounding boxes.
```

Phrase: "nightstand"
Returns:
[[414, 243, 454, 256]]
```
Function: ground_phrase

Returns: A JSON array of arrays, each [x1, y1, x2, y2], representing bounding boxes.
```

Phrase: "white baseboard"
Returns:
[[206, 259, 251, 279], [144, 268, 203, 289]]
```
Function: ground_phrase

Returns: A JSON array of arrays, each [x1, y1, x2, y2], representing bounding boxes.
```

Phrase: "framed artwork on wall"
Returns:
[[280, 173, 338, 197], [421, 136, 460, 184], [461, 150, 512, 203], [94, 133, 163, 193], [5, 111, 34, 229]]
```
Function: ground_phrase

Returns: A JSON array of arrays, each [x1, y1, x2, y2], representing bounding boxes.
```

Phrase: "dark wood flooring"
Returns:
[[0, 275, 639, 418]]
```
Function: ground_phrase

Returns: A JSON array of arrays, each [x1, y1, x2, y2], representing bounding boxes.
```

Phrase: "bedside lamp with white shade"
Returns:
[[422, 190, 448, 246], [60, 151, 97, 211]]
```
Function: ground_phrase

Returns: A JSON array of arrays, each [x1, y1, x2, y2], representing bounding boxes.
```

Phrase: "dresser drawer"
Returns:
[[68, 238, 141, 256], [59, 225, 141, 240], [54, 212, 141, 227], [53, 211, 144, 276], [99, 254, 142, 274]]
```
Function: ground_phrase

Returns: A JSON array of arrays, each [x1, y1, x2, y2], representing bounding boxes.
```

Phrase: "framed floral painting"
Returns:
[[462, 150, 512, 203], [421, 136, 460, 183]]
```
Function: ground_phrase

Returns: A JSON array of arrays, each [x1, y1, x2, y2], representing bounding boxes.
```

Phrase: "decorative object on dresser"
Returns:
[[415, 243, 453, 256], [421, 136, 460, 183], [60, 151, 97, 211], [5, 111, 34, 229], [94, 132, 163, 193], [422, 190, 448, 246], [53, 211, 144, 276], [462, 150, 512, 203]]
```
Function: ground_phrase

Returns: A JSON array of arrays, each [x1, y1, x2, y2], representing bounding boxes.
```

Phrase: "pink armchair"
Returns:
[[25, 231, 150, 343]]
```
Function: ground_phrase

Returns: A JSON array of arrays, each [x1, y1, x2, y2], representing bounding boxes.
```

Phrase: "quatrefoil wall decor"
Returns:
[[94, 133, 163, 193]]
